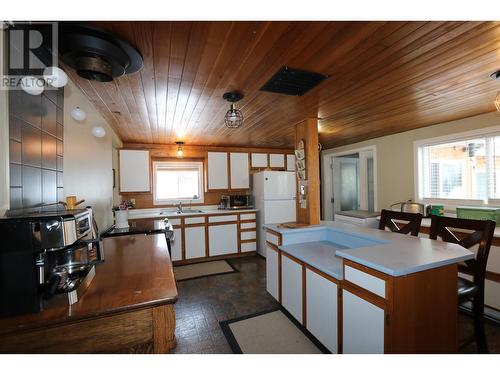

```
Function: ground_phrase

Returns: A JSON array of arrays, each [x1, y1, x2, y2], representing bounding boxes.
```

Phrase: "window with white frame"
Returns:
[[416, 131, 500, 204], [153, 161, 204, 205]]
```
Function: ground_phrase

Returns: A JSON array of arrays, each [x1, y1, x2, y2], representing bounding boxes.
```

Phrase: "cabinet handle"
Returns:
[[385, 313, 390, 326]]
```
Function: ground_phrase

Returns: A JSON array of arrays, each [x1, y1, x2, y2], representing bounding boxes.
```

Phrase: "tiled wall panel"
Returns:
[[9, 87, 64, 210]]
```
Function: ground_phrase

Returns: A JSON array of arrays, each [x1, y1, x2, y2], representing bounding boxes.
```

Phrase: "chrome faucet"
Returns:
[[177, 202, 182, 213]]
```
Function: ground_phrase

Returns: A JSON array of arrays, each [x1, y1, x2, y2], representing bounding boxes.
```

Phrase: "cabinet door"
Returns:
[[281, 255, 303, 323], [251, 153, 268, 168], [119, 150, 150, 192], [170, 228, 182, 261], [207, 152, 228, 190], [266, 245, 279, 301], [230, 152, 249, 189], [342, 289, 385, 353], [185, 226, 206, 259], [208, 224, 238, 256], [306, 269, 338, 353], [269, 154, 285, 168], [286, 154, 296, 171]]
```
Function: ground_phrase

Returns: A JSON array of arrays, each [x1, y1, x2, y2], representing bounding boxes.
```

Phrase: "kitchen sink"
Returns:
[[159, 209, 204, 215]]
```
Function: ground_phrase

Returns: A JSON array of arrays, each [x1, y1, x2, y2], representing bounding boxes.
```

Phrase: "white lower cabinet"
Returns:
[[281, 255, 303, 323], [266, 245, 279, 301], [170, 228, 183, 261], [185, 226, 206, 259], [209, 224, 238, 256], [342, 289, 385, 353], [306, 269, 338, 353]]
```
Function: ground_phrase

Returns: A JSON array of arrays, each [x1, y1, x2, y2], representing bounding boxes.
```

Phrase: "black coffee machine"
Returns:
[[0, 207, 104, 316]]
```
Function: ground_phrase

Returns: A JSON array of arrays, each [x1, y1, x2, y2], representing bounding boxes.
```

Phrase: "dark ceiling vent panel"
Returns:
[[260, 66, 328, 96]]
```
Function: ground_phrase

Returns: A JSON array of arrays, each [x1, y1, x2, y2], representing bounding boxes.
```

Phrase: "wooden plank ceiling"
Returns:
[[65, 21, 500, 149]]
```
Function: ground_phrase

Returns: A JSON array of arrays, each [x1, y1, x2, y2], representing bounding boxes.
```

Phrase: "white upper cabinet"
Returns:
[[286, 154, 296, 171], [251, 153, 268, 168], [207, 152, 229, 190], [230, 152, 249, 189], [269, 154, 285, 168], [119, 150, 150, 192]]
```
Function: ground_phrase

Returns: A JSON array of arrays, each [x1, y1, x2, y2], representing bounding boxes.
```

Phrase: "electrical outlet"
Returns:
[[130, 198, 136, 205]]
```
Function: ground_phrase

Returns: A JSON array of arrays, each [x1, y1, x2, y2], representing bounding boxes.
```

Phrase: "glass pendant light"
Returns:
[[176, 141, 184, 157]]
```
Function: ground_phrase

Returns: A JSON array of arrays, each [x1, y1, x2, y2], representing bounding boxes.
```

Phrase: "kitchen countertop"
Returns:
[[102, 218, 170, 238], [0, 233, 178, 335], [128, 206, 257, 220], [280, 241, 346, 280], [266, 221, 474, 277]]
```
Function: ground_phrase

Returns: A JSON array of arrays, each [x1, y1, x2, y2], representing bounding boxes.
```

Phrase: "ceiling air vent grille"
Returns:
[[260, 66, 328, 96]]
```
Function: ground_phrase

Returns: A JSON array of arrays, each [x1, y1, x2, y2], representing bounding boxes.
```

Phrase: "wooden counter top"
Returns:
[[0, 233, 178, 336]]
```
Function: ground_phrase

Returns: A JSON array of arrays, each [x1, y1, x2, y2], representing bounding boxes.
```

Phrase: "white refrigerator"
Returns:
[[253, 171, 297, 257]]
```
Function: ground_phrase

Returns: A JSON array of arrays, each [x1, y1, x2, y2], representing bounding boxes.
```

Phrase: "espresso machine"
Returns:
[[0, 206, 104, 316]]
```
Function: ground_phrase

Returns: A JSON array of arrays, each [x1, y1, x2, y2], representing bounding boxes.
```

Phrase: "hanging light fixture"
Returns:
[[176, 141, 184, 157], [223, 91, 244, 128]]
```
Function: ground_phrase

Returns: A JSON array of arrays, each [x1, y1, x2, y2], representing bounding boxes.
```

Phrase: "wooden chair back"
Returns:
[[429, 216, 495, 286], [378, 209, 423, 237]]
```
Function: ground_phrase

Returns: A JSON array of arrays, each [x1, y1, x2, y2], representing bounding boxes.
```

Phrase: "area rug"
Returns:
[[174, 260, 238, 281], [219, 308, 329, 354]]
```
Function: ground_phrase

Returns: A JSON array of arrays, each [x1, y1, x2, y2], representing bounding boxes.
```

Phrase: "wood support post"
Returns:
[[152, 304, 176, 353], [295, 118, 320, 225]]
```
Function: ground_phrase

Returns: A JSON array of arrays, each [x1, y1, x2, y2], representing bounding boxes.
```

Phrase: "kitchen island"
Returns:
[[0, 233, 178, 354], [264, 221, 474, 354]]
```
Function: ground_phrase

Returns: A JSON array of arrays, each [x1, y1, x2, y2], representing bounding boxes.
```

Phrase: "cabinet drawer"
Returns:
[[240, 221, 256, 229], [184, 216, 206, 225], [166, 218, 181, 226], [241, 241, 256, 252], [240, 213, 256, 220], [265, 231, 281, 246], [209, 215, 237, 223], [344, 265, 386, 298], [241, 231, 256, 240]]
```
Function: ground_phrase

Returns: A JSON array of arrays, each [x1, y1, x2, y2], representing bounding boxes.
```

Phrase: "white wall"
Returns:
[[64, 79, 122, 231], [0, 30, 9, 215], [322, 111, 500, 217]]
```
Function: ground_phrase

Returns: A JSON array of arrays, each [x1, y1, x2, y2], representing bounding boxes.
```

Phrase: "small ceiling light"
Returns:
[[223, 91, 244, 128], [176, 141, 184, 157], [91, 126, 106, 138], [71, 107, 86, 122], [43, 66, 68, 88], [20, 76, 44, 95]]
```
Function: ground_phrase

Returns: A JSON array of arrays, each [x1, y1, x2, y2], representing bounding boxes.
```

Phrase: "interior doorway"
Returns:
[[321, 146, 377, 221]]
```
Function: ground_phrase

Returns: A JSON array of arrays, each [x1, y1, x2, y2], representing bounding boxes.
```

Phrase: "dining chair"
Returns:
[[429, 215, 495, 353], [378, 209, 423, 236]]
